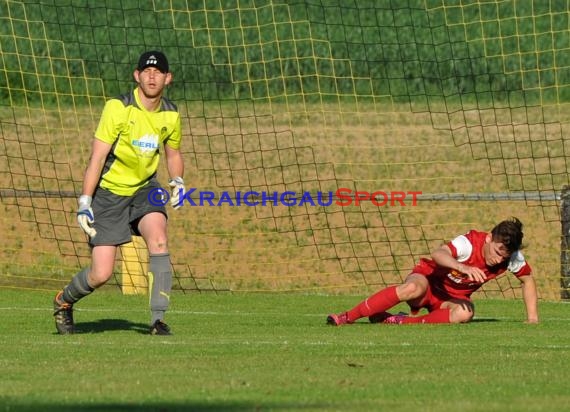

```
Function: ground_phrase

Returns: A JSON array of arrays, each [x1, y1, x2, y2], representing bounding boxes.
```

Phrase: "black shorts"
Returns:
[[89, 179, 167, 247]]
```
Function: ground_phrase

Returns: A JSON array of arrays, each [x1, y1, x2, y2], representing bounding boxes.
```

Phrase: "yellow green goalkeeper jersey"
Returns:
[[94, 87, 181, 196]]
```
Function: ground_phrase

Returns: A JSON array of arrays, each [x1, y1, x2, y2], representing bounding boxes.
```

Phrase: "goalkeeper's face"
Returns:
[[135, 67, 172, 99]]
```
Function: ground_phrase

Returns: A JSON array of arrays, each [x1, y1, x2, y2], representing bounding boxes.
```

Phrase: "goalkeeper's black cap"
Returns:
[[137, 50, 169, 73]]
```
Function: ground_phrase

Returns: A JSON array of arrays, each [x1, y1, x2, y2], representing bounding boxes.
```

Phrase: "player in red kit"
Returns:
[[327, 217, 539, 325]]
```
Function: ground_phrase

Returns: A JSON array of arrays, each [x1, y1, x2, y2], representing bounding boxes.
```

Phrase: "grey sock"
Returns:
[[62, 268, 94, 304], [149, 253, 172, 324]]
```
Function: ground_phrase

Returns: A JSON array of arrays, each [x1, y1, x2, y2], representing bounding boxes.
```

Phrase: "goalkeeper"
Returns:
[[53, 51, 185, 335], [327, 217, 539, 325]]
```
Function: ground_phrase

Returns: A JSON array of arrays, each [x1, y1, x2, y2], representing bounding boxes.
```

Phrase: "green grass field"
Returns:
[[1, 289, 569, 412]]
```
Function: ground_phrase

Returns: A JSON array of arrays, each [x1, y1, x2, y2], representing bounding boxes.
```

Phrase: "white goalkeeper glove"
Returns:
[[168, 177, 185, 210], [77, 194, 97, 238]]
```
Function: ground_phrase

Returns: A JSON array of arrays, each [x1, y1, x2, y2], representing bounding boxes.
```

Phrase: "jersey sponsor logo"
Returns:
[[132, 134, 159, 154], [447, 270, 477, 287]]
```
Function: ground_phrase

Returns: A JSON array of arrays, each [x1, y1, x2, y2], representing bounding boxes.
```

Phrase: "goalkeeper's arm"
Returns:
[[77, 139, 113, 237], [165, 144, 185, 209]]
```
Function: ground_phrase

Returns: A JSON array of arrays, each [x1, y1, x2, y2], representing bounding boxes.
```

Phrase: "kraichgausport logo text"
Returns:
[[148, 187, 421, 207]]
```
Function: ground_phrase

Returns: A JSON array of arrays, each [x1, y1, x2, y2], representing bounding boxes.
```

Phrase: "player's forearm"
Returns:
[[431, 247, 463, 272], [81, 159, 104, 196], [81, 138, 112, 196], [521, 276, 539, 323], [81, 152, 106, 196], [166, 149, 184, 180]]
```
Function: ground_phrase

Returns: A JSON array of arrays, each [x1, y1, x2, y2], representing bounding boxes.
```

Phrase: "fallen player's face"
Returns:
[[483, 240, 510, 267]]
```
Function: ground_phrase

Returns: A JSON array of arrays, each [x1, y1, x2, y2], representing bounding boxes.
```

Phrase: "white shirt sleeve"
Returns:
[[450, 235, 473, 263], [507, 251, 526, 273]]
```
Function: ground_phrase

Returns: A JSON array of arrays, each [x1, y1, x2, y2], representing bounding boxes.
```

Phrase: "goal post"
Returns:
[[561, 186, 570, 300], [120, 237, 149, 296]]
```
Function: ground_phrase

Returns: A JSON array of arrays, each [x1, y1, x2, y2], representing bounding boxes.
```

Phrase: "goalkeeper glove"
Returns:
[[168, 177, 185, 209], [77, 194, 97, 238]]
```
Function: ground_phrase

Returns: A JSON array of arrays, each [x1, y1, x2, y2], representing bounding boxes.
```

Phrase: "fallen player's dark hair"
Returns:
[[491, 217, 524, 253]]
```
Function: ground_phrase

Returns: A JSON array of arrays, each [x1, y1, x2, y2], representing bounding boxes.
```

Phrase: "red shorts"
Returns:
[[407, 277, 472, 314]]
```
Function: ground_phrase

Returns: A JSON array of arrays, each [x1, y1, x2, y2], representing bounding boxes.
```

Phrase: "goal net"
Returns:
[[0, 0, 568, 299]]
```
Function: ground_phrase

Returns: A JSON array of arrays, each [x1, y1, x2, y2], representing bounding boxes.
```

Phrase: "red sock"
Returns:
[[346, 286, 400, 322], [401, 308, 451, 324]]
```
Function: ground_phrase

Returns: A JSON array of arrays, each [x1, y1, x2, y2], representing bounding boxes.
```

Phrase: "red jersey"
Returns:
[[412, 229, 532, 300]]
